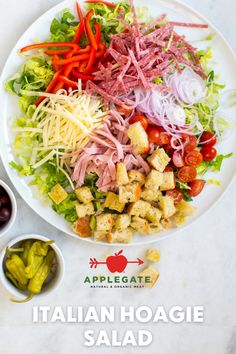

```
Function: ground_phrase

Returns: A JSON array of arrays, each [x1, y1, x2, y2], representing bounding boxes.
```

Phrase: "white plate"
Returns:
[[0, 0, 236, 245]]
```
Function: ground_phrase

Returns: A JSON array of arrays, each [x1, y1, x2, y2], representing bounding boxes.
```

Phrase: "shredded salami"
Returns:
[[87, 1, 207, 106]]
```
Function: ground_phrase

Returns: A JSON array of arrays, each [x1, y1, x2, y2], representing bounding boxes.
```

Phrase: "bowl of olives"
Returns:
[[0, 180, 17, 237]]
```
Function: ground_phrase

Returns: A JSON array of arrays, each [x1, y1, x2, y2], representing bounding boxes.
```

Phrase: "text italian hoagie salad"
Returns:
[[3, 0, 236, 243]]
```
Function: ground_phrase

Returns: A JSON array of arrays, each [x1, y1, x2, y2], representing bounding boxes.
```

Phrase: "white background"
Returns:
[[0, 0, 236, 353]]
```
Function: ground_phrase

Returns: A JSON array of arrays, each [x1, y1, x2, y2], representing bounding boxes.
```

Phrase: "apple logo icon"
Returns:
[[106, 250, 128, 273]]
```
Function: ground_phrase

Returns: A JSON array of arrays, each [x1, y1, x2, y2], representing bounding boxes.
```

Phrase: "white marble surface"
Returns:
[[0, 0, 236, 353]]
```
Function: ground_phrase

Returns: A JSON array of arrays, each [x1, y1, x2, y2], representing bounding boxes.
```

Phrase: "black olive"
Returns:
[[0, 195, 10, 207], [0, 208, 11, 222]]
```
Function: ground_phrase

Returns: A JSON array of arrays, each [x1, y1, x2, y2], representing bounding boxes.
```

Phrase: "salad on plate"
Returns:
[[5, 0, 234, 243]]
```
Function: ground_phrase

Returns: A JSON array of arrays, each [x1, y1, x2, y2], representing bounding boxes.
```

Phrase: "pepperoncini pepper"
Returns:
[[28, 250, 55, 294], [25, 241, 54, 279], [5, 255, 28, 287], [21, 240, 33, 266]]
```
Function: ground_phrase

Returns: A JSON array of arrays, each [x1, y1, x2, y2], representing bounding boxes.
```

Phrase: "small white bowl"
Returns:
[[0, 179, 17, 238], [0, 234, 65, 301]]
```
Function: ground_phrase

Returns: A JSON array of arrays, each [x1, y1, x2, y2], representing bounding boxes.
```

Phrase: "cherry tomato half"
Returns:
[[183, 135, 197, 153], [189, 180, 205, 197], [116, 105, 133, 116], [177, 166, 197, 183], [147, 126, 170, 145], [201, 147, 217, 161], [129, 115, 149, 130], [147, 126, 161, 143], [185, 150, 203, 166], [199, 131, 217, 147], [164, 165, 174, 172], [166, 188, 183, 203], [172, 151, 185, 168]]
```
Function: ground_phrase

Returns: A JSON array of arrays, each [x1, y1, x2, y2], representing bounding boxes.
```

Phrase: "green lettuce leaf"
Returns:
[[197, 153, 233, 175]]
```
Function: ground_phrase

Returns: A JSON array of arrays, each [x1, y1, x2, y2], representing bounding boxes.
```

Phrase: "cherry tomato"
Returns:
[[142, 145, 151, 154], [183, 135, 197, 153], [116, 105, 133, 116], [166, 188, 183, 203], [177, 166, 197, 183], [164, 165, 174, 172], [199, 131, 217, 147], [159, 132, 170, 145], [129, 115, 149, 130], [189, 180, 205, 197], [185, 150, 203, 166], [172, 151, 185, 168], [201, 147, 217, 161], [147, 126, 161, 143]]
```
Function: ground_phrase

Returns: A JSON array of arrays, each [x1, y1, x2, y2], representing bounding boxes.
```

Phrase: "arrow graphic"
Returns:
[[127, 258, 144, 266], [89, 250, 144, 272]]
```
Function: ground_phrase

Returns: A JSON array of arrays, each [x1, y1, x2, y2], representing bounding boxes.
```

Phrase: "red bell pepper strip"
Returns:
[[85, 10, 98, 51], [76, 1, 84, 23], [71, 68, 94, 80], [44, 49, 72, 56], [52, 55, 60, 71], [20, 42, 78, 53], [73, 19, 85, 44], [58, 76, 78, 89], [85, 0, 117, 7], [52, 63, 75, 93], [83, 22, 101, 74], [79, 61, 88, 71], [35, 69, 63, 106], [53, 53, 90, 66]]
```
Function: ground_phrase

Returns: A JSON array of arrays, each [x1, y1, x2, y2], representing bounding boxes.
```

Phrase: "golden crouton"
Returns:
[[75, 186, 94, 203], [173, 212, 186, 227], [148, 223, 164, 234], [131, 216, 149, 235], [96, 213, 114, 231], [116, 162, 129, 186], [147, 148, 170, 172], [128, 170, 146, 186], [161, 218, 173, 229], [107, 228, 133, 243], [104, 192, 125, 212], [76, 202, 94, 218], [48, 184, 68, 205], [141, 188, 162, 202], [160, 172, 175, 191], [119, 182, 141, 203], [139, 266, 160, 288], [73, 217, 92, 237], [128, 200, 151, 218], [159, 196, 176, 218], [146, 248, 161, 263], [127, 121, 149, 154], [145, 169, 163, 190], [115, 214, 131, 229], [94, 231, 108, 242], [146, 206, 162, 224], [175, 200, 196, 216]]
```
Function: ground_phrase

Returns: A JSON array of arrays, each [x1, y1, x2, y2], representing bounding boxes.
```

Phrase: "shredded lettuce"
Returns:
[[5, 57, 53, 116], [50, 10, 79, 43], [52, 193, 78, 222], [86, 2, 132, 44], [197, 153, 233, 175], [84, 173, 107, 199], [176, 181, 193, 201]]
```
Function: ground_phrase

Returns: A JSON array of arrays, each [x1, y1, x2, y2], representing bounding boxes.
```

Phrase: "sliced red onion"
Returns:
[[166, 67, 207, 105], [165, 104, 186, 126]]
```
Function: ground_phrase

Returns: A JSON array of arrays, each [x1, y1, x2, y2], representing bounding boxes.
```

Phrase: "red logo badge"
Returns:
[[89, 250, 144, 273]]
